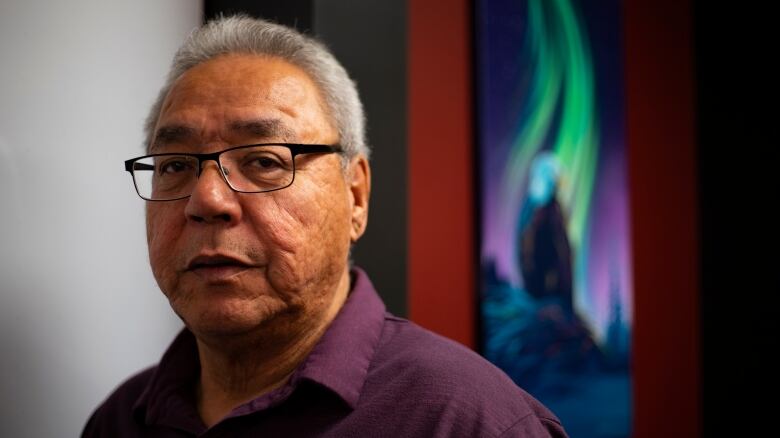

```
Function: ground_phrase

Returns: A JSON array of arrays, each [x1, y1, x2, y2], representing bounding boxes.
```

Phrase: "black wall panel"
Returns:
[[202, 0, 407, 316]]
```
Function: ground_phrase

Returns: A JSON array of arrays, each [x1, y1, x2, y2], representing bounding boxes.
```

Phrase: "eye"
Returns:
[[245, 154, 285, 170], [158, 158, 194, 175], [232, 147, 293, 179], [255, 157, 280, 168]]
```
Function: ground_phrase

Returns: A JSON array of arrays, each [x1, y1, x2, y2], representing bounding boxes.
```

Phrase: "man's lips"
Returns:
[[185, 254, 257, 281], [186, 254, 251, 270]]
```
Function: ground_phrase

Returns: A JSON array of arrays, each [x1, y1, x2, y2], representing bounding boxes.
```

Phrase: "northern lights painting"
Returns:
[[476, 0, 633, 436]]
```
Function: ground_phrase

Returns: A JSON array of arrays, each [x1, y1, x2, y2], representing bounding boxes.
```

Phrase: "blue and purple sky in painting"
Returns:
[[477, 0, 633, 341]]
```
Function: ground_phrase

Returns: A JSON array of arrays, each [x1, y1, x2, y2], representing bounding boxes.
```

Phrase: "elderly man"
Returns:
[[83, 16, 567, 437]]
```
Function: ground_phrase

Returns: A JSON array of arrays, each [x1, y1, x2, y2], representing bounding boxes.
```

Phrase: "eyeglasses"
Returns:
[[124, 143, 341, 201]]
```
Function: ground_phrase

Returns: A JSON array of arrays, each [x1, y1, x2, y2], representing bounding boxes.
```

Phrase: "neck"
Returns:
[[195, 269, 351, 427]]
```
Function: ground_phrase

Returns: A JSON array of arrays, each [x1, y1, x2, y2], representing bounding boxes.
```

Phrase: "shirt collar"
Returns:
[[291, 267, 386, 408], [133, 267, 386, 429]]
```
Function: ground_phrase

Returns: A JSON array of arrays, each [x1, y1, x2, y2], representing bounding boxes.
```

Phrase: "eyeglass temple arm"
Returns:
[[125, 161, 154, 172], [289, 144, 341, 156]]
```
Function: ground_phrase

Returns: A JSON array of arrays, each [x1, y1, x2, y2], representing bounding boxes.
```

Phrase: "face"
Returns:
[[146, 54, 370, 342]]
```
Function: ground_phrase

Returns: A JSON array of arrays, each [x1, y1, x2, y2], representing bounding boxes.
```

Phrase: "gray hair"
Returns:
[[144, 15, 368, 161]]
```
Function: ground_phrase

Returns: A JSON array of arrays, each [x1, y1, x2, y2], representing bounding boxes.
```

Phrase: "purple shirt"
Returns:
[[83, 269, 567, 437]]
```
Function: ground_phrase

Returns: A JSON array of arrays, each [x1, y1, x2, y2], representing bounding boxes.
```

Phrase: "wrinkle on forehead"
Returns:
[[151, 119, 298, 152], [154, 54, 337, 147]]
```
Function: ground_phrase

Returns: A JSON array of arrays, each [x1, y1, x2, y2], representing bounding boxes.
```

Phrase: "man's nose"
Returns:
[[184, 161, 242, 224]]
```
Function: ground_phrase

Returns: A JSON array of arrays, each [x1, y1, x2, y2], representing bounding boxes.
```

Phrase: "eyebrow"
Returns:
[[151, 124, 197, 151], [150, 118, 297, 152], [228, 119, 296, 142]]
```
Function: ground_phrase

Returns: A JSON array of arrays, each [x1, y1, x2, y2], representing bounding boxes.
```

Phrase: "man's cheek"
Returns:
[[147, 205, 177, 243], [146, 207, 184, 287], [259, 197, 312, 249], [147, 225, 174, 268]]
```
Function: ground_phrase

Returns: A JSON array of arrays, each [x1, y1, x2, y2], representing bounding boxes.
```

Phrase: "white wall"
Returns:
[[0, 1, 201, 436]]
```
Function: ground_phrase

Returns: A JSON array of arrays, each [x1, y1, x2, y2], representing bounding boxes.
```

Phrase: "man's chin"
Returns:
[[174, 296, 290, 340]]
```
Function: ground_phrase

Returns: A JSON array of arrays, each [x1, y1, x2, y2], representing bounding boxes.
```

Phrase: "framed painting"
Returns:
[[476, 1, 633, 436]]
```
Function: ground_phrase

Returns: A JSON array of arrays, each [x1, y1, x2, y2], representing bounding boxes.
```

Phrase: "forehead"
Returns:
[[153, 54, 334, 149]]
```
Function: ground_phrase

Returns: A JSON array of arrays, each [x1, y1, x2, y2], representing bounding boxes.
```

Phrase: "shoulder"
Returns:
[[371, 314, 526, 400], [81, 366, 156, 438], [358, 315, 567, 437]]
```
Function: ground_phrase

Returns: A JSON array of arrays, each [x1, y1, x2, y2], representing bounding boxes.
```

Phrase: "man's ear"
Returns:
[[347, 154, 371, 243]]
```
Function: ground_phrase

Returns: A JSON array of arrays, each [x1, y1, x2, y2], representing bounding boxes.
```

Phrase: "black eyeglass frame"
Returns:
[[124, 143, 342, 201]]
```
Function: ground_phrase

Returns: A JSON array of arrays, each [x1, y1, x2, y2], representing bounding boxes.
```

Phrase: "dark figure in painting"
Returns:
[[520, 198, 573, 312], [513, 153, 602, 393]]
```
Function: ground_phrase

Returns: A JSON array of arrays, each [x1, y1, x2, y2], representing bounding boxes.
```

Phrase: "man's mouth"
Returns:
[[185, 254, 254, 281]]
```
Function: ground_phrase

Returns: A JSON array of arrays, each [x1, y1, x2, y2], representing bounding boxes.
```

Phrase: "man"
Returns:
[[83, 15, 567, 437]]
